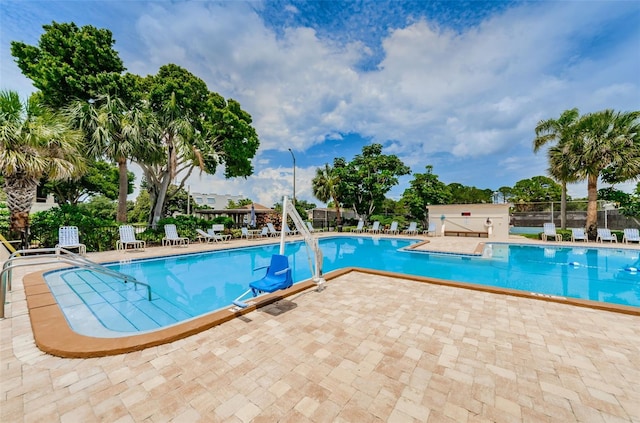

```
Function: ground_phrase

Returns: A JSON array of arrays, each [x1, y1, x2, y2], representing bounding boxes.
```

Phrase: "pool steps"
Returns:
[[1, 247, 151, 319]]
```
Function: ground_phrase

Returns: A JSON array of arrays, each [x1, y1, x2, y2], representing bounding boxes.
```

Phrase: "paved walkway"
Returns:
[[2, 235, 640, 422]]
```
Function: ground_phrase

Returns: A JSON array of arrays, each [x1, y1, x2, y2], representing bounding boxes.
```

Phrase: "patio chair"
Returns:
[[240, 227, 255, 240], [403, 222, 418, 235], [385, 221, 399, 235], [596, 228, 618, 243], [233, 254, 294, 308], [56, 226, 86, 255], [267, 222, 280, 237], [622, 228, 640, 244], [258, 227, 269, 238], [541, 223, 562, 242], [283, 223, 298, 236], [196, 228, 217, 243], [117, 225, 146, 251], [208, 227, 231, 243], [352, 220, 364, 233], [423, 222, 436, 236], [162, 224, 189, 247], [306, 221, 316, 233], [570, 228, 588, 242], [368, 221, 381, 234]]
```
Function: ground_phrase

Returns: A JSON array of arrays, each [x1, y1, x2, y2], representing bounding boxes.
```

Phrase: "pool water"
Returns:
[[44, 237, 640, 337]]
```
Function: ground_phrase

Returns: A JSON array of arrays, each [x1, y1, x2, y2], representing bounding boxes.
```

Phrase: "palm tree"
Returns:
[[0, 90, 84, 247], [569, 110, 640, 239], [533, 108, 580, 229], [312, 163, 342, 225], [67, 95, 154, 222]]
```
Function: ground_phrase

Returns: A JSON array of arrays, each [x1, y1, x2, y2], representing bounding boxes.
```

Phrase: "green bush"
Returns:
[[30, 204, 118, 252]]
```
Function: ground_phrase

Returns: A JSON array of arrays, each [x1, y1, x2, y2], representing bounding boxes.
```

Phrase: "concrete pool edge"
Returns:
[[24, 261, 640, 358]]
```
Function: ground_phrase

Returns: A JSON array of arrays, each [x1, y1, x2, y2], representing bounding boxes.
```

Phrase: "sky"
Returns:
[[1, 0, 639, 208]]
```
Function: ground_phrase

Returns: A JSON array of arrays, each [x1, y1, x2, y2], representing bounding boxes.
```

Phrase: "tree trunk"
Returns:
[[116, 156, 128, 223], [332, 195, 342, 225], [150, 172, 172, 229], [4, 174, 37, 249], [585, 174, 599, 240], [560, 181, 567, 229]]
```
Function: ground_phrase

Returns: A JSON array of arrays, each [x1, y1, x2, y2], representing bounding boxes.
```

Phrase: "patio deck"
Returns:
[[1, 235, 639, 422]]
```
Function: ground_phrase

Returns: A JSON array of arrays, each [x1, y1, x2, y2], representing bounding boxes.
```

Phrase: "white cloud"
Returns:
[[4, 0, 638, 208]]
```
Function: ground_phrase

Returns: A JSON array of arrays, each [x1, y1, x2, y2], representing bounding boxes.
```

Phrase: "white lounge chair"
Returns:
[[622, 228, 640, 244], [423, 222, 436, 236], [368, 221, 381, 234], [267, 223, 280, 237], [209, 225, 231, 242], [283, 223, 298, 236], [306, 221, 316, 233], [56, 226, 86, 255], [570, 228, 588, 242], [258, 227, 269, 238], [403, 222, 418, 235], [385, 221, 399, 235], [240, 227, 255, 240], [352, 220, 364, 233], [596, 228, 617, 243], [162, 224, 189, 246], [196, 228, 217, 243], [542, 223, 562, 242], [117, 225, 146, 251]]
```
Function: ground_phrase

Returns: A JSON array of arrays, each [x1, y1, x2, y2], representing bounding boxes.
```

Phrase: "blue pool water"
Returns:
[[44, 237, 640, 337]]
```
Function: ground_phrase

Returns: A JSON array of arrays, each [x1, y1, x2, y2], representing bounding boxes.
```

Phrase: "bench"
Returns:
[[445, 231, 488, 238]]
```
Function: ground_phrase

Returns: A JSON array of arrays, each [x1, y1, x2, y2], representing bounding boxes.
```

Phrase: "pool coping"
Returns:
[[24, 260, 640, 358]]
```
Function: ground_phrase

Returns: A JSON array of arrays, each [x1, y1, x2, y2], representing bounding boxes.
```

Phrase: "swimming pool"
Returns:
[[44, 237, 640, 337]]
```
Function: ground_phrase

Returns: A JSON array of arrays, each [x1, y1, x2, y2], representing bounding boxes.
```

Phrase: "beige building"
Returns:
[[427, 203, 511, 240]]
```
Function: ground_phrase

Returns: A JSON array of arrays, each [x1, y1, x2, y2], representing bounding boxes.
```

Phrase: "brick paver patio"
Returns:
[[2, 237, 640, 422]]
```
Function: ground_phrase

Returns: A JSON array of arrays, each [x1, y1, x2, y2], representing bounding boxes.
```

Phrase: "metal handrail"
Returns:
[[1, 247, 151, 318]]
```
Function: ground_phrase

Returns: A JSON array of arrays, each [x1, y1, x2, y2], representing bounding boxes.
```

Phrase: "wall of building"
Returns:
[[191, 193, 244, 209], [427, 204, 511, 240]]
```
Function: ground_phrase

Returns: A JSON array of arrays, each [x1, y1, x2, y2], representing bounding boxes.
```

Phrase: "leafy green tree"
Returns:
[[312, 163, 342, 225], [292, 199, 316, 221], [138, 64, 259, 228], [0, 91, 84, 247], [511, 176, 562, 211], [163, 185, 190, 217], [43, 160, 133, 204], [67, 95, 154, 222], [129, 190, 151, 223], [335, 144, 410, 222], [401, 165, 451, 227], [598, 187, 630, 209], [448, 183, 493, 204], [620, 183, 640, 217], [11, 22, 125, 108], [81, 195, 118, 221], [227, 198, 253, 209], [568, 110, 640, 239], [497, 186, 513, 203], [533, 108, 580, 228]]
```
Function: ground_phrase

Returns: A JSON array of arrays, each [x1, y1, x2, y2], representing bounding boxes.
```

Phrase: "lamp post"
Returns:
[[288, 148, 296, 205]]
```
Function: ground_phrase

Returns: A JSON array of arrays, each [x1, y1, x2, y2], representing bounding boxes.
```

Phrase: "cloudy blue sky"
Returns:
[[1, 0, 639, 207]]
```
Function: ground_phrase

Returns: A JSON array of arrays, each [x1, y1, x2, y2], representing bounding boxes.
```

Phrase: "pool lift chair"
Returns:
[[233, 196, 325, 309]]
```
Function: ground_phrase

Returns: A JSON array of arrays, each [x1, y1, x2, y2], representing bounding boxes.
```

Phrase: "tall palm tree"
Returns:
[[533, 108, 580, 229], [570, 110, 640, 239], [0, 90, 84, 247], [67, 95, 154, 222], [312, 163, 342, 225]]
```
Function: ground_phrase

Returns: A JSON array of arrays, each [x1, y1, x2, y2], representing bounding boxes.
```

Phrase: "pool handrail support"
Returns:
[[281, 196, 325, 290], [1, 247, 151, 318]]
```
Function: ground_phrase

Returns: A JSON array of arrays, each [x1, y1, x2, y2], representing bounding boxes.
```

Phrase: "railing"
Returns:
[[1, 247, 151, 318]]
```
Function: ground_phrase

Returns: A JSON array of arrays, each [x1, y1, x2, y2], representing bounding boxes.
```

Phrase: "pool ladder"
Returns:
[[1, 247, 151, 319]]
